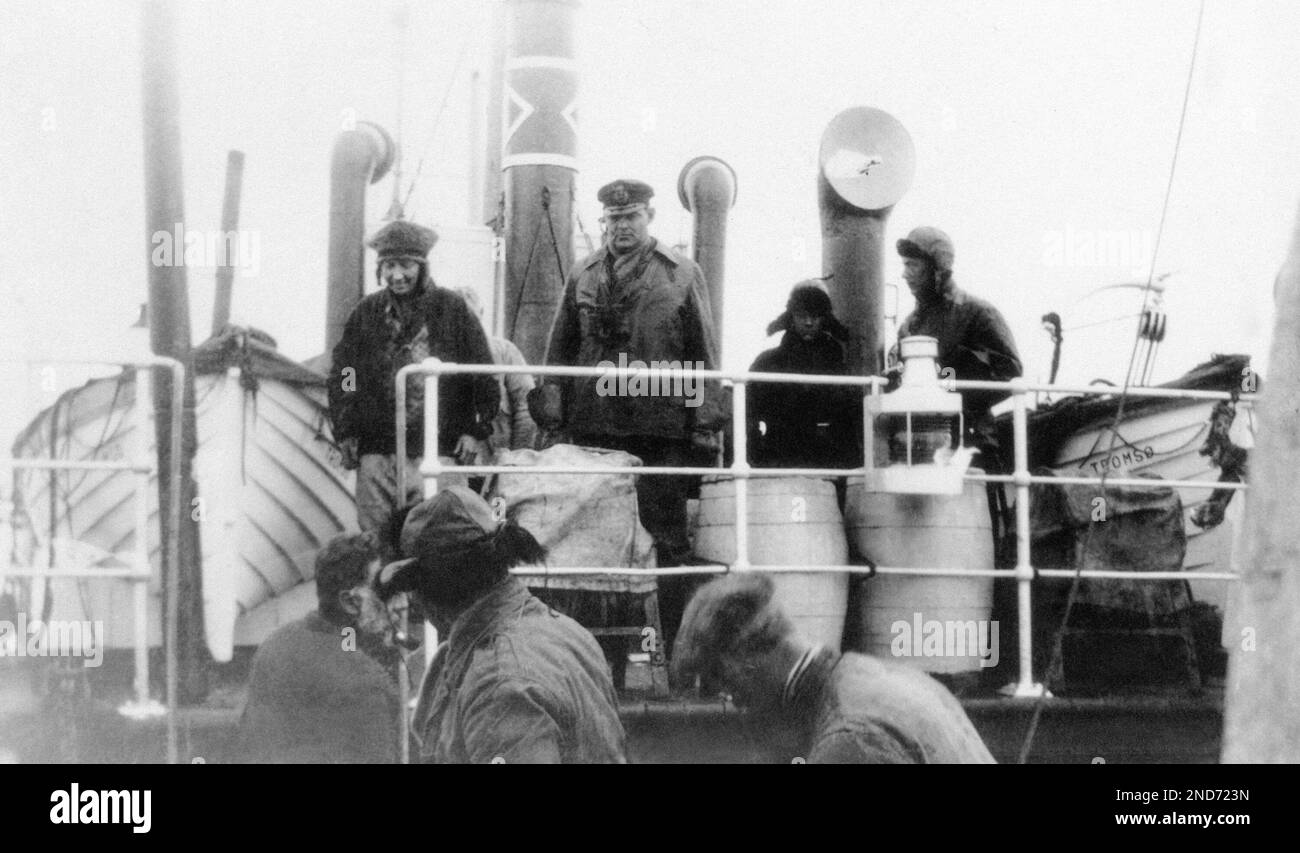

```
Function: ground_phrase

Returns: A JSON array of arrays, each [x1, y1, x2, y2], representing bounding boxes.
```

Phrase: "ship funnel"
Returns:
[[678, 156, 737, 358], [324, 121, 396, 357], [501, 0, 579, 365], [818, 107, 915, 375]]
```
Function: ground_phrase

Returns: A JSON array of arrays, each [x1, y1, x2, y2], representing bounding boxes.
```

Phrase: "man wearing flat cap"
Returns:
[[329, 218, 499, 537], [378, 486, 627, 764], [893, 226, 1021, 467], [537, 179, 727, 649], [674, 573, 996, 763]]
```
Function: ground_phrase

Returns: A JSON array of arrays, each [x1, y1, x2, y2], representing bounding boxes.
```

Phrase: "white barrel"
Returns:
[[844, 472, 994, 673], [694, 476, 849, 651]]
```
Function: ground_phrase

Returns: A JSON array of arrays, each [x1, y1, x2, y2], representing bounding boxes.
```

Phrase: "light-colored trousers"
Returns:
[[356, 453, 468, 535]]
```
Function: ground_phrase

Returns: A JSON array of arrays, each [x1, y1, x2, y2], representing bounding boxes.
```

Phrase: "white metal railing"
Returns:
[[394, 359, 1255, 700], [0, 356, 183, 759]]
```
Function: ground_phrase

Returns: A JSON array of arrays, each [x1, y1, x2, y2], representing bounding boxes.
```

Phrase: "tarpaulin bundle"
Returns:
[[1030, 468, 1191, 618]]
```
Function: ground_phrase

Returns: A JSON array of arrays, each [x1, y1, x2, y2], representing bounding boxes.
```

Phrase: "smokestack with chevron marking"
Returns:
[[501, 0, 579, 365]]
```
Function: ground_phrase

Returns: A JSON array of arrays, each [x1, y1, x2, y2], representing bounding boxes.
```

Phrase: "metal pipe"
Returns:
[[324, 122, 396, 357], [501, 0, 579, 364], [817, 107, 914, 376], [819, 173, 887, 375], [211, 150, 245, 336], [678, 156, 737, 358]]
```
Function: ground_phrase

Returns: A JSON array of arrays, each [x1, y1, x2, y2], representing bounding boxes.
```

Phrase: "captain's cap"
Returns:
[[367, 219, 439, 262], [597, 179, 654, 214]]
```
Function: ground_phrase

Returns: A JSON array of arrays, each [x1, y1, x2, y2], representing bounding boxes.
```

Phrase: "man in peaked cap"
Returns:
[[377, 486, 627, 764], [329, 218, 499, 538], [535, 178, 728, 661], [893, 225, 1021, 468], [673, 573, 996, 764]]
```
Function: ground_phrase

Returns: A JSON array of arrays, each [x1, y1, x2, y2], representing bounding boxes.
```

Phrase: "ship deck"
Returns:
[[0, 654, 1225, 763]]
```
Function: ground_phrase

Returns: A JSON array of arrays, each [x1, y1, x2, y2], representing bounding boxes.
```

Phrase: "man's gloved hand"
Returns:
[[527, 384, 565, 432], [337, 437, 360, 471]]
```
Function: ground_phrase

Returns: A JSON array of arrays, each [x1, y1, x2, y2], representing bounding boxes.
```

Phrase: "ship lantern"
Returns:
[[864, 336, 971, 494]]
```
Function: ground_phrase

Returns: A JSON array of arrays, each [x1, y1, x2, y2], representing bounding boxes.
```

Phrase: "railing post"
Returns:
[[130, 365, 153, 709], [730, 380, 750, 570], [420, 358, 443, 498], [1010, 380, 1047, 698]]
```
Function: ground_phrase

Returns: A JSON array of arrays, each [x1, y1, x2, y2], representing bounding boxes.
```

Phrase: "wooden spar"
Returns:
[[211, 150, 246, 337], [140, 0, 209, 704], [1221, 201, 1300, 763]]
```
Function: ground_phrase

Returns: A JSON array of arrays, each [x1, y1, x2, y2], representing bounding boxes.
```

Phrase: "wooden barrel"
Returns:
[[694, 476, 849, 651], [844, 473, 994, 673]]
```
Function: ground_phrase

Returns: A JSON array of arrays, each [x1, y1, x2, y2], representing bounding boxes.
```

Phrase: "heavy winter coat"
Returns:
[[895, 279, 1022, 425], [747, 331, 859, 468], [542, 239, 726, 440], [329, 284, 499, 457], [412, 577, 628, 764], [236, 611, 400, 763], [792, 648, 996, 764]]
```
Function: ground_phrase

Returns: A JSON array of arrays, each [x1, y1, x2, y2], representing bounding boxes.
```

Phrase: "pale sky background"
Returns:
[[2, 0, 1298, 450]]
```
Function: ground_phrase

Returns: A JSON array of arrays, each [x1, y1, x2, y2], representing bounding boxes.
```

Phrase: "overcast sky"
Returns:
[[2, 0, 1298, 449]]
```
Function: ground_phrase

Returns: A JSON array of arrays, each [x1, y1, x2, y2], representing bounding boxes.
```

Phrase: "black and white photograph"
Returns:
[[0, 0, 1295, 794]]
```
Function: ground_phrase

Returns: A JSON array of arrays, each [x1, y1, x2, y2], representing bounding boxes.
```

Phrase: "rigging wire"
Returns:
[[1018, 0, 1207, 764], [401, 34, 474, 214], [1061, 312, 1142, 333]]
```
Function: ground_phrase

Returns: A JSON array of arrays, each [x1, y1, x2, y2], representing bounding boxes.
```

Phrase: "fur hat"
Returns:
[[766, 279, 850, 340], [378, 487, 546, 607], [367, 218, 439, 262]]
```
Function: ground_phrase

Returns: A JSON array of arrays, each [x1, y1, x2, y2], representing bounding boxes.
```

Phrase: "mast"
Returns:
[[210, 150, 245, 337], [140, 0, 208, 703]]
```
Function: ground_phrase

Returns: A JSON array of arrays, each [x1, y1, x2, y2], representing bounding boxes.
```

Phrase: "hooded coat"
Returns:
[[329, 279, 499, 458], [895, 277, 1022, 451], [747, 330, 859, 468]]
